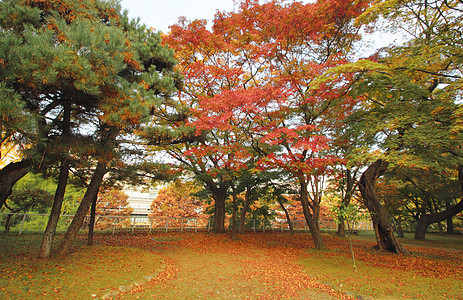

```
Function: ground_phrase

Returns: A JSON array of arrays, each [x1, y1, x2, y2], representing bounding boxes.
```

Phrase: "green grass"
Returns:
[[301, 250, 462, 299], [0, 234, 164, 299], [299, 232, 463, 299]]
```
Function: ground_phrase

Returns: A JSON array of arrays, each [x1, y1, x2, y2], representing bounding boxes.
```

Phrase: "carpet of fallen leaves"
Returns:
[[320, 235, 463, 279], [95, 233, 350, 299], [92, 232, 463, 299]]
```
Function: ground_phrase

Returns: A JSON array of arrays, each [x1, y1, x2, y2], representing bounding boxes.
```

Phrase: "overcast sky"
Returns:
[[119, 0, 236, 32], [118, 0, 397, 56]]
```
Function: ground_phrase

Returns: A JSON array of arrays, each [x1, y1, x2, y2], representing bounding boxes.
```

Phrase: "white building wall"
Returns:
[[123, 184, 166, 216]]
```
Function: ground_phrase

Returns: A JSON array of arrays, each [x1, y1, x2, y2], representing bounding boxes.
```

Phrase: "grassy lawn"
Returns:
[[301, 232, 463, 299], [0, 233, 164, 299], [0, 231, 462, 299]]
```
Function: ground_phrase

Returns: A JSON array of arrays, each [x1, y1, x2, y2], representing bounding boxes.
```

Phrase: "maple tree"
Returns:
[[90, 188, 133, 230], [163, 0, 371, 247], [161, 13, 268, 233], [149, 181, 203, 227]]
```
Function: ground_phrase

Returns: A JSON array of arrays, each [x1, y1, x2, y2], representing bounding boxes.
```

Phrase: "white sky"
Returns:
[[119, 0, 236, 33], [118, 0, 396, 55]]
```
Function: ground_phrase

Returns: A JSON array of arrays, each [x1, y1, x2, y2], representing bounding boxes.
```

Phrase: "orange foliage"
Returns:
[[94, 188, 133, 229], [122, 51, 141, 71], [149, 182, 205, 226]]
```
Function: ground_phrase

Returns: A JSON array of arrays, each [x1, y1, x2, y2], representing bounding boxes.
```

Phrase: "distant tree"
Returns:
[[3, 189, 52, 230], [92, 188, 133, 230], [378, 167, 461, 239], [149, 181, 203, 227]]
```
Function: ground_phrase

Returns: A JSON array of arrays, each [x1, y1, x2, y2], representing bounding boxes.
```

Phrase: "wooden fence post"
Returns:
[[112, 217, 117, 234], [18, 214, 27, 236]]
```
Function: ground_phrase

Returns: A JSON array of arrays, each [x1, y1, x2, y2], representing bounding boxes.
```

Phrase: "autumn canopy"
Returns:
[[0, 0, 462, 256]]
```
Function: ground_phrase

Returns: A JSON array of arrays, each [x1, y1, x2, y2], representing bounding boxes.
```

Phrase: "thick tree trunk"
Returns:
[[87, 192, 98, 246], [299, 178, 325, 249], [4, 214, 13, 231], [213, 190, 227, 233], [0, 159, 32, 208], [414, 166, 463, 240], [38, 157, 70, 259], [204, 179, 229, 234], [414, 216, 429, 240], [337, 221, 346, 237], [447, 217, 454, 234], [239, 186, 251, 233], [277, 197, 294, 234], [58, 162, 107, 256], [359, 160, 405, 254]]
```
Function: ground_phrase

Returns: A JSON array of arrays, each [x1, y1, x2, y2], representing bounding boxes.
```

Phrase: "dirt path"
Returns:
[[104, 232, 353, 299]]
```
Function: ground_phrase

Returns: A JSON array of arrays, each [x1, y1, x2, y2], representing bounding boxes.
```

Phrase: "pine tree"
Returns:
[[0, 0, 181, 257]]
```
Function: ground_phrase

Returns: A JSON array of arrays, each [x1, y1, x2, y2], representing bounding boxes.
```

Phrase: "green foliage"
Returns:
[[331, 203, 366, 270], [5, 189, 52, 214], [332, 203, 365, 230], [379, 166, 461, 228], [1, 173, 84, 231], [0, 0, 182, 186]]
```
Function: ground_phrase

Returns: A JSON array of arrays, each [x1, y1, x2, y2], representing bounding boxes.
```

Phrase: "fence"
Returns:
[[0, 212, 374, 235]]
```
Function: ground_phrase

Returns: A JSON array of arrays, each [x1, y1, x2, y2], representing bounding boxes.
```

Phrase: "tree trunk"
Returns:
[[447, 217, 454, 234], [38, 157, 70, 259], [87, 192, 98, 246], [239, 186, 251, 233], [414, 200, 463, 239], [38, 103, 72, 259], [394, 216, 405, 238], [299, 177, 325, 249], [4, 213, 13, 231], [446, 200, 455, 234], [337, 221, 346, 237], [337, 169, 358, 237], [231, 186, 237, 239], [414, 216, 429, 240], [58, 162, 107, 256], [213, 190, 227, 233], [312, 203, 321, 230], [277, 197, 294, 234], [359, 160, 405, 254], [0, 159, 32, 209]]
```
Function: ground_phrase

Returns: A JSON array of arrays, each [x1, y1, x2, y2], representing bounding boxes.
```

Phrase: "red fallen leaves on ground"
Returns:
[[96, 232, 353, 299], [95, 232, 463, 279], [93, 232, 463, 299]]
